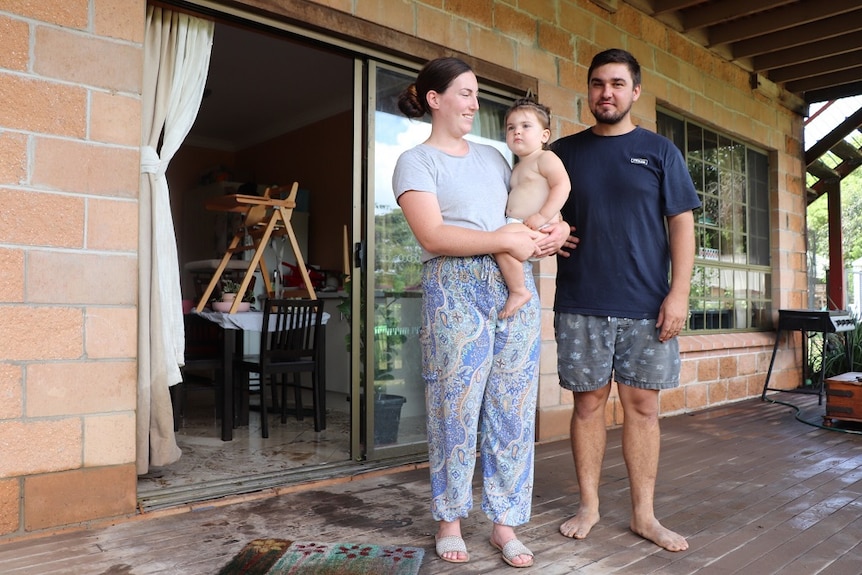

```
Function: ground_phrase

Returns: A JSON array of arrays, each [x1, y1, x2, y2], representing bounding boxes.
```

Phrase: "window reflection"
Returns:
[[659, 110, 772, 331], [369, 65, 515, 451]]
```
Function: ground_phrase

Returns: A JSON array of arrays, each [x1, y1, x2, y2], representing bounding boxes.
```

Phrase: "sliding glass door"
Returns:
[[362, 62, 515, 459]]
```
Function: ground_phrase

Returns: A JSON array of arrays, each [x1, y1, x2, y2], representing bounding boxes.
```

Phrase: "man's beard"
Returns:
[[591, 101, 631, 125]]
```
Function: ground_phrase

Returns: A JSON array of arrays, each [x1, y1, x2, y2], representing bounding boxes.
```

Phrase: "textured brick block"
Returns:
[[416, 5, 470, 55], [536, 406, 572, 442], [446, 0, 493, 27], [520, 0, 557, 23], [660, 386, 685, 413], [355, 0, 415, 33], [738, 352, 757, 376], [471, 25, 516, 68], [538, 371, 561, 407], [32, 138, 138, 197], [0, 74, 87, 138], [697, 357, 719, 382], [90, 92, 142, 147], [0, 419, 82, 477], [34, 27, 142, 93], [494, 4, 537, 43], [727, 376, 749, 401], [517, 49, 557, 85], [94, 0, 146, 43], [23, 465, 136, 531], [0, 363, 23, 420], [686, 383, 708, 410], [83, 414, 136, 467], [540, 307, 556, 340], [0, 189, 85, 248], [0, 15, 29, 71], [679, 358, 697, 385], [0, 131, 27, 185], [0, 478, 20, 536], [538, 22, 573, 59], [0, 0, 87, 29], [85, 307, 137, 359], [610, 5, 640, 36], [26, 361, 136, 417], [27, 251, 137, 305], [0, 307, 82, 361], [708, 379, 729, 404], [0, 249, 25, 303], [87, 198, 138, 252], [719, 355, 739, 379]]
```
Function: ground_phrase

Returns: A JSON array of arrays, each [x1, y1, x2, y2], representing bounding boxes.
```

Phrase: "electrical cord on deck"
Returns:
[[763, 396, 862, 435]]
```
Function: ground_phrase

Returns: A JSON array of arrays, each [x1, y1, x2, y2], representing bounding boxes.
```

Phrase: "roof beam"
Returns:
[[805, 81, 862, 105], [709, 0, 861, 45], [807, 159, 840, 182], [788, 66, 862, 95], [731, 11, 862, 58], [804, 106, 862, 165], [651, 0, 702, 16], [682, 0, 792, 31], [753, 31, 862, 71], [769, 52, 862, 83], [832, 140, 862, 164]]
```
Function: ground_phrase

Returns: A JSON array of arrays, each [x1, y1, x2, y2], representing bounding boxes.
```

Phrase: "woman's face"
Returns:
[[427, 71, 479, 137]]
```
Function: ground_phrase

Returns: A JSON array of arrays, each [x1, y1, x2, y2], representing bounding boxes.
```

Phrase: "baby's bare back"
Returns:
[[506, 154, 550, 220]]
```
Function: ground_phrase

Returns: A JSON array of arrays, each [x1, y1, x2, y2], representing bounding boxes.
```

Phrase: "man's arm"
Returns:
[[656, 210, 695, 342]]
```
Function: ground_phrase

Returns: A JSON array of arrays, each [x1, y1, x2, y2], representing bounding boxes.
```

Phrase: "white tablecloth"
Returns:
[[195, 310, 329, 331]]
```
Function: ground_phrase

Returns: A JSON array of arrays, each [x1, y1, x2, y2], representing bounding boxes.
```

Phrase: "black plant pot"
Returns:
[[374, 394, 406, 445]]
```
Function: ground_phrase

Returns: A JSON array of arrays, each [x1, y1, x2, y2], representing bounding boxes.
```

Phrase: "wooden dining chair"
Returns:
[[234, 298, 325, 438], [172, 314, 224, 431]]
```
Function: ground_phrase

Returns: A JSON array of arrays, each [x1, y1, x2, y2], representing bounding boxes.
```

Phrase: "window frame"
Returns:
[[657, 109, 773, 333]]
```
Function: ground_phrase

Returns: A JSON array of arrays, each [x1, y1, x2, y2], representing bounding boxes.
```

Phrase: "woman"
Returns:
[[392, 57, 568, 568]]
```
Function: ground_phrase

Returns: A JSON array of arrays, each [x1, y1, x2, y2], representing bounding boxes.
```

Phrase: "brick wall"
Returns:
[[0, 0, 144, 536]]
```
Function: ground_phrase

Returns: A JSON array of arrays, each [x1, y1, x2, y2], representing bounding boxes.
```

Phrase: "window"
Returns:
[[367, 63, 517, 452], [657, 111, 772, 331]]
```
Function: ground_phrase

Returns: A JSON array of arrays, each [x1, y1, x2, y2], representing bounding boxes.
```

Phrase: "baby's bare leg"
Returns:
[[495, 222, 532, 320]]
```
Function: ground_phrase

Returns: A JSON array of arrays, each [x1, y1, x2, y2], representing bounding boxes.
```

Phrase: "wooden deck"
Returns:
[[2, 395, 861, 574]]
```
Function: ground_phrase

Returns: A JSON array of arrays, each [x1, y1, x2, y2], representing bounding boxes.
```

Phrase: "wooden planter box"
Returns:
[[824, 372, 862, 427]]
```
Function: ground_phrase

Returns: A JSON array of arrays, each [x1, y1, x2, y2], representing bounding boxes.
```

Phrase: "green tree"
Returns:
[[374, 208, 422, 292], [807, 169, 862, 277]]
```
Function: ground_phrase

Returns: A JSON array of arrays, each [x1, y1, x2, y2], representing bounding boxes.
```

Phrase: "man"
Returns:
[[551, 48, 700, 552]]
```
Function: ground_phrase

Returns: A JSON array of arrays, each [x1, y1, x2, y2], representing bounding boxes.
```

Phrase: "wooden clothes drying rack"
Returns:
[[194, 182, 316, 314]]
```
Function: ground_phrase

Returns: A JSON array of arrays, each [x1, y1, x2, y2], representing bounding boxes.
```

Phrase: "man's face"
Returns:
[[587, 62, 641, 125]]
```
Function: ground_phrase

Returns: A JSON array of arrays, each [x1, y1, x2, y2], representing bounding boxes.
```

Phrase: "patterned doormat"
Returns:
[[218, 538, 425, 575]]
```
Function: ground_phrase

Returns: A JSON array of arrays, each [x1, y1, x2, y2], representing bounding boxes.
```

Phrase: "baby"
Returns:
[[496, 98, 571, 319]]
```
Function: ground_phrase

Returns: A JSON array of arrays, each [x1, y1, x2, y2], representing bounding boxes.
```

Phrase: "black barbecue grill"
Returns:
[[761, 309, 856, 404]]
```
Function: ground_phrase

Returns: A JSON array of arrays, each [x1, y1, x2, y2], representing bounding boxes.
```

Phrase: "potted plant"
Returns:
[[338, 276, 407, 445], [214, 279, 254, 312], [220, 279, 241, 302]]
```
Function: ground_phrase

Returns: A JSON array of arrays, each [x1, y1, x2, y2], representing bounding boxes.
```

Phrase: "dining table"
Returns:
[[193, 308, 329, 441]]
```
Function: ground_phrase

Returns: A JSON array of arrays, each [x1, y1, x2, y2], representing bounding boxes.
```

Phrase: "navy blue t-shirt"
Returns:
[[552, 127, 701, 319]]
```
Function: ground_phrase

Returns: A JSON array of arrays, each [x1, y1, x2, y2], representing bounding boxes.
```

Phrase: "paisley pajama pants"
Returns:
[[420, 255, 540, 526]]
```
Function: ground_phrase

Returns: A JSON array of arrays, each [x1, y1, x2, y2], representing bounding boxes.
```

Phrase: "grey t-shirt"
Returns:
[[392, 142, 511, 262]]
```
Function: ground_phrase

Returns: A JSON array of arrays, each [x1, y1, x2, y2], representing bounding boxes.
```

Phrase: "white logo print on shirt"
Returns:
[[630, 158, 648, 165]]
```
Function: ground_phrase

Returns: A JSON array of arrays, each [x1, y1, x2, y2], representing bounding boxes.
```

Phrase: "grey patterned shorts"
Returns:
[[555, 313, 680, 392]]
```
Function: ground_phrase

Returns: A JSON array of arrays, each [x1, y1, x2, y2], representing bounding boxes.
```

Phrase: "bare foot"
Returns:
[[490, 524, 533, 567], [559, 508, 600, 539], [631, 517, 688, 552], [498, 289, 532, 319]]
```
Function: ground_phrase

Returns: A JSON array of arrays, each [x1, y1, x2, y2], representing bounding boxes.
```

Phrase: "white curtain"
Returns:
[[138, 6, 214, 474]]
